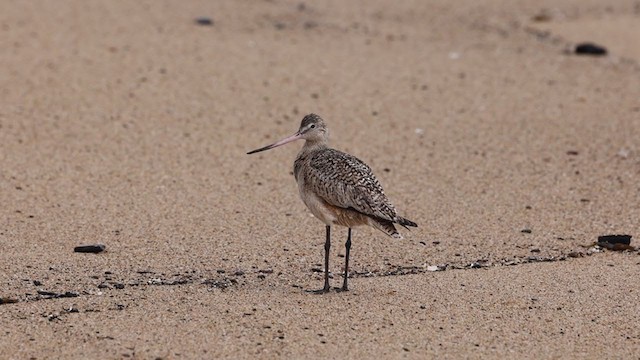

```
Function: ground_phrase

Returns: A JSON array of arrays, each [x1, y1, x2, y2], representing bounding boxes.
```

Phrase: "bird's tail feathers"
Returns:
[[369, 218, 403, 239], [397, 217, 417, 230], [368, 216, 417, 239]]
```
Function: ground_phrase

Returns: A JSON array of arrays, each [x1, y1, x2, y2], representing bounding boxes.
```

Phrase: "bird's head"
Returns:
[[247, 113, 329, 154], [297, 113, 328, 143]]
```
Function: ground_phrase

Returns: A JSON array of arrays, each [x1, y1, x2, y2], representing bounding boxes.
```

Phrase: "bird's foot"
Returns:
[[307, 288, 330, 295], [306, 283, 331, 295]]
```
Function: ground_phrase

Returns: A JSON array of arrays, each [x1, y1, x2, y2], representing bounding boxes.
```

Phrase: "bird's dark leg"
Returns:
[[341, 228, 352, 292], [323, 225, 331, 292], [306, 225, 332, 294]]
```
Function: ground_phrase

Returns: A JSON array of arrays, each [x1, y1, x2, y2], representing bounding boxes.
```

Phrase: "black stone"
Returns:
[[74, 244, 105, 253], [194, 17, 213, 26], [0, 297, 19, 305], [575, 43, 607, 56], [598, 234, 632, 245]]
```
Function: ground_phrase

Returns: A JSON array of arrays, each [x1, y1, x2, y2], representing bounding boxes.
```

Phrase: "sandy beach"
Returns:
[[1, 0, 639, 358]]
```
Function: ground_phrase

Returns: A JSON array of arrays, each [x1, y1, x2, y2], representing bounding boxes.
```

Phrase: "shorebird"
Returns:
[[247, 114, 417, 292]]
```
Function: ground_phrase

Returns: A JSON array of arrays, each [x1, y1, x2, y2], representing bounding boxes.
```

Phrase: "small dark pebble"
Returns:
[[532, 12, 552, 22], [575, 43, 607, 56], [521, 229, 532, 234], [114, 283, 125, 289], [38, 290, 79, 299], [74, 244, 106, 253], [0, 297, 19, 305], [566, 150, 579, 156], [530, 248, 541, 253], [33, 280, 42, 286], [194, 17, 213, 26], [216, 269, 226, 274], [303, 21, 318, 30], [598, 234, 632, 245], [233, 270, 245, 276]]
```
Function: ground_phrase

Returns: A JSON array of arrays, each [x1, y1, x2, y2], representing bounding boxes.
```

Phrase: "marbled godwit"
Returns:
[[247, 114, 417, 292]]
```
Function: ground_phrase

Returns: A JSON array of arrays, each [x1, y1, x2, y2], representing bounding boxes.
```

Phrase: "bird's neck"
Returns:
[[299, 139, 328, 157]]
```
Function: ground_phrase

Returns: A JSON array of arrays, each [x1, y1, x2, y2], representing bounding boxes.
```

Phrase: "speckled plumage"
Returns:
[[295, 148, 404, 235], [247, 113, 416, 292], [292, 115, 416, 238]]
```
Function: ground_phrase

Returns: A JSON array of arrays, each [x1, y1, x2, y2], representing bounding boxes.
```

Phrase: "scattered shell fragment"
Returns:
[[426, 264, 447, 272]]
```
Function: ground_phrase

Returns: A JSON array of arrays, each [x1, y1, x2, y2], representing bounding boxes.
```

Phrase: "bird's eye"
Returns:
[[310, 124, 316, 129]]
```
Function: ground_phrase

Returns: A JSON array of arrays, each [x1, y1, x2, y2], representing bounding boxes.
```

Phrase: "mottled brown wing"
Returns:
[[304, 148, 398, 222]]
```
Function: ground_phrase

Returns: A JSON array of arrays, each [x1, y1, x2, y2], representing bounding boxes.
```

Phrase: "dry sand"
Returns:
[[1, 0, 640, 358]]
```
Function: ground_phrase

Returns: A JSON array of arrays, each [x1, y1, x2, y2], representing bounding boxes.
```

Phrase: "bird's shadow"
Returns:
[[305, 287, 349, 295]]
